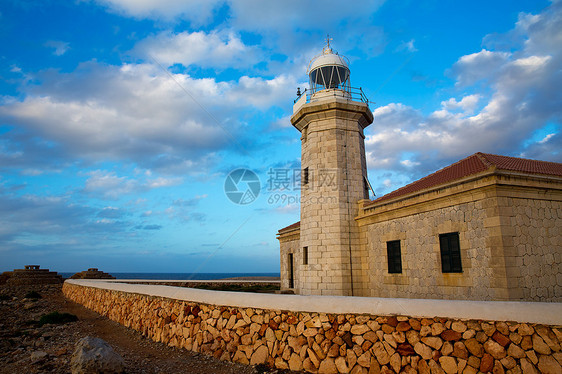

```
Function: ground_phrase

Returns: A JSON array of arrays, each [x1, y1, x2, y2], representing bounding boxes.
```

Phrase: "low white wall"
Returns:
[[66, 279, 562, 325], [96, 279, 279, 284]]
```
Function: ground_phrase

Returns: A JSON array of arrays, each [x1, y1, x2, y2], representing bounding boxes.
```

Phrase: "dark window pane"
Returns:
[[387, 240, 402, 274], [439, 233, 462, 273], [337, 66, 349, 85], [288, 253, 294, 288]]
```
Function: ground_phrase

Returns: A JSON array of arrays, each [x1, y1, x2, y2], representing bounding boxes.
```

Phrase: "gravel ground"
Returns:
[[0, 284, 302, 374]]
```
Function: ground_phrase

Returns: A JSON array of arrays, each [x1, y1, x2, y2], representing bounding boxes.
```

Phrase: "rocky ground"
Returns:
[[0, 284, 302, 374]]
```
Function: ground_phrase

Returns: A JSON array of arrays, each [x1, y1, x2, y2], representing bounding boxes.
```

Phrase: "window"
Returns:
[[440, 232, 462, 273], [386, 240, 402, 274], [303, 167, 309, 185], [303, 246, 308, 265], [288, 253, 294, 288]]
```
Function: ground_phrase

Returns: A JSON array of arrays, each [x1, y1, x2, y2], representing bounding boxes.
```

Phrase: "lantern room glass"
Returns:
[[309, 65, 350, 94]]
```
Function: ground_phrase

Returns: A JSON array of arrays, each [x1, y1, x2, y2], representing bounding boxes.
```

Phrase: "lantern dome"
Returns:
[[307, 38, 350, 95]]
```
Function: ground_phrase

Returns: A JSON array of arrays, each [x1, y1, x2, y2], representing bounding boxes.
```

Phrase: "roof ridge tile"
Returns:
[[367, 152, 561, 205]]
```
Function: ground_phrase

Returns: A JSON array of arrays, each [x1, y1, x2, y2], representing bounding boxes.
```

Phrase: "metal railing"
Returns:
[[294, 87, 370, 106]]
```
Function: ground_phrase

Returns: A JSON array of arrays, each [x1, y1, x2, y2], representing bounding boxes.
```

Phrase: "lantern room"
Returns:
[[307, 38, 351, 97]]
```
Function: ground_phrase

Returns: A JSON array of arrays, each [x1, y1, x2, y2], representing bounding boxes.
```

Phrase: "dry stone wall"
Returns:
[[510, 197, 562, 301], [63, 282, 562, 374]]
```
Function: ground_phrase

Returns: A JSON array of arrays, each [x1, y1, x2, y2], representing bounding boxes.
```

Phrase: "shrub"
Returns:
[[24, 291, 42, 299], [38, 312, 78, 326]]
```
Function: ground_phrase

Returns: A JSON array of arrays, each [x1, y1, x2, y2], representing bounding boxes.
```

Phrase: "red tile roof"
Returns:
[[278, 153, 561, 230], [278, 221, 300, 234], [478, 153, 562, 176], [368, 152, 562, 205]]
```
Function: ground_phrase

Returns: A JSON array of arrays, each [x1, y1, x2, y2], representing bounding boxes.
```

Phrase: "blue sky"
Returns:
[[1, 0, 560, 273]]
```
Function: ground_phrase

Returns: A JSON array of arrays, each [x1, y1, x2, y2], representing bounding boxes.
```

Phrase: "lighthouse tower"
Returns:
[[290, 39, 373, 296]]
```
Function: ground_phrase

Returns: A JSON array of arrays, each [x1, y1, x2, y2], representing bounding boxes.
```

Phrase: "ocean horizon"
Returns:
[[59, 272, 280, 280]]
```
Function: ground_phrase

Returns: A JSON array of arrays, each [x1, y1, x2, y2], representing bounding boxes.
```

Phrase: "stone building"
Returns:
[[70, 268, 116, 279], [1, 265, 63, 285], [277, 43, 562, 302]]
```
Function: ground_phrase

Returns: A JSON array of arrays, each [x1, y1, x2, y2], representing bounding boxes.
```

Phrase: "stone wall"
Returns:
[[293, 98, 372, 296], [279, 230, 300, 291], [509, 196, 562, 301], [63, 281, 562, 374], [356, 176, 562, 302], [359, 199, 494, 300]]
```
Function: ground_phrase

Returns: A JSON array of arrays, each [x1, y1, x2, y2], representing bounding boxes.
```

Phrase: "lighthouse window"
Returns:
[[303, 167, 309, 185], [303, 246, 308, 265]]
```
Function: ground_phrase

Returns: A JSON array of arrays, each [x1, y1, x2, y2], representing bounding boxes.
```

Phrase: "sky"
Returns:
[[0, 0, 560, 274]]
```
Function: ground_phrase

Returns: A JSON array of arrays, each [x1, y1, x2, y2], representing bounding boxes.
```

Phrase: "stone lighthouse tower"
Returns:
[[288, 40, 373, 296]]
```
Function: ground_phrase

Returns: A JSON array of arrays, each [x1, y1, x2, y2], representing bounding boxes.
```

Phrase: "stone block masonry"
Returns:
[[63, 280, 562, 374]]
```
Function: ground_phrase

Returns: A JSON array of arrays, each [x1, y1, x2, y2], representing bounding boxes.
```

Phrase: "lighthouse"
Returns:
[[286, 39, 374, 296]]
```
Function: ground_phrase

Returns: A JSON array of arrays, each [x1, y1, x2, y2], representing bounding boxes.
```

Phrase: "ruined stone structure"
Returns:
[[70, 268, 116, 279], [278, 44, 562, 301], [1, 265, 63, 285]]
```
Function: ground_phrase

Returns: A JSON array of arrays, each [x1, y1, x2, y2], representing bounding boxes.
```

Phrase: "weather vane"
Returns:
[[324, 34, 333, 54]]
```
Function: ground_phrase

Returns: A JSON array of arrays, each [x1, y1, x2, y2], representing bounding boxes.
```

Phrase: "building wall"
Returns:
[[508, 195, 562, 301], [360, 198, 498, 300], [63, 280, 562, 374], [278, 231, 300, 291], [356, 176, 562, 302]]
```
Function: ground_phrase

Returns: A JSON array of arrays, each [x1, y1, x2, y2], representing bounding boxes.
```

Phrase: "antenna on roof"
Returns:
[[323, 34, 333, 54]]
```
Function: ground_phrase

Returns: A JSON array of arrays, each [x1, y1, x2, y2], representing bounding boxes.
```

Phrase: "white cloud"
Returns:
[[269, 114, 292, 129], [0, 190, 119, 245], [227, 0, 386, 57], [450, 49, 510, 86], [539, 133, 555, 144], [365, 2, 562, 181], [227, 0, 384, 34], [83, 170, 183, 199], [226, 75, 296, 108], [83, 170, 140, 199], [512, 55, 551, 69], [441, 94, 481, 114], [44, 40, 70, 56], [135, 30, 259, 69], [400, 159, 420, 168], [95, 0, 386, 58], [147, 177, 182, 188], [93, 0, 222, 24], [0, 61, 296, 173], [396, 39, 417, 53]]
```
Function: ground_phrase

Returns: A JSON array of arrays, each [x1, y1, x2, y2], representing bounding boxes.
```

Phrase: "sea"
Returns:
[[59, 272, 280, 280]]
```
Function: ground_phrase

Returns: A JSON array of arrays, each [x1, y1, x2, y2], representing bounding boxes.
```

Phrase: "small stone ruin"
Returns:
[[70, 268, 115, 280], [1, 265, 63, 285]]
